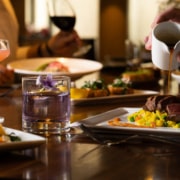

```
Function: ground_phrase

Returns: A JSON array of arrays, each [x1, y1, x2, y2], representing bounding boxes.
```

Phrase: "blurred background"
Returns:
[[11, 0, 178, 65]]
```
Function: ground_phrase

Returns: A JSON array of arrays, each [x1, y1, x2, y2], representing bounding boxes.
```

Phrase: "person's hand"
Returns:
[[145, 7, 180, 61], [145, 7, 180, 50], [0, 65, 14, 85], [47, 30, 82, 57]]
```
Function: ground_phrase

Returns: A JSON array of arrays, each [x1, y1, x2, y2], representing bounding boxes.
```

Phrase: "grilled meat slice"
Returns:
[[167, 103, 180, 115], [166, 103, 180, 122], [143, 95, 180, 123], [156, 95, 178, 112], [143, 95, 167, 112]]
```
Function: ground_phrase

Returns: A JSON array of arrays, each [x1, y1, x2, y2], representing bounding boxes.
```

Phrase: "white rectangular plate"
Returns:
[[0, 127, 46, 152], [71, 90, 158, 105], [80, 107, 180, 136]]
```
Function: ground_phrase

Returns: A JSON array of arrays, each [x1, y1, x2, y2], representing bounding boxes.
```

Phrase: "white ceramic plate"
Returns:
[[80, 107, 180, 136], [71, 90, 158, 105], [7, 57, 103, 80], [0, 127, 46, 152]]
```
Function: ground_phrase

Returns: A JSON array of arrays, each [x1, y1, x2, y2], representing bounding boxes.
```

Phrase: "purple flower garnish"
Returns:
[[36, 74, 58, 90]]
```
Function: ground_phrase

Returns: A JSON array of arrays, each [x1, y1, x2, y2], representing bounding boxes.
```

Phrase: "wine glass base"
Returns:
[[73, 44, 92, 57]]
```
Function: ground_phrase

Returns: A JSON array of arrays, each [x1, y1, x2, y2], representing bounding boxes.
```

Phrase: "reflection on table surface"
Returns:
[[0, 68, 180, 179]]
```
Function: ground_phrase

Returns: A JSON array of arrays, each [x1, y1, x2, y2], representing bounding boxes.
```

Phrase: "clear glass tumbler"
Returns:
[[22, 75, 71, 135]]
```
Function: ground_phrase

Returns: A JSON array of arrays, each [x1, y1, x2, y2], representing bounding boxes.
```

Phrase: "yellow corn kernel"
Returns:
[[167, 121, 176, 127]]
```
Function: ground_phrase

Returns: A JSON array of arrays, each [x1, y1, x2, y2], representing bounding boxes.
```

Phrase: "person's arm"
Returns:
[[17, 30, 81, 59]]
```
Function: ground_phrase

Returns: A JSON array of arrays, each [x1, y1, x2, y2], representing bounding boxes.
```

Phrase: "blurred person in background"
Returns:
[[145, 6, 180, 61], [0, 0, 81, 85]]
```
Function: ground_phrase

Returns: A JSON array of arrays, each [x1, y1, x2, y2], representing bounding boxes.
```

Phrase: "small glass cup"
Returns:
[[22, 75, 71, 135]]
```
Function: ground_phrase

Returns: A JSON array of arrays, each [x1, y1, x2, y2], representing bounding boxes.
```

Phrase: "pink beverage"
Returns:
[[22, 91, 70, 134], [0, 49, 10, 61]]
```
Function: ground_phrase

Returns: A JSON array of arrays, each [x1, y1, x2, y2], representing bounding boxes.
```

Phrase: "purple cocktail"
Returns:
[[22, 75, 71, 135]]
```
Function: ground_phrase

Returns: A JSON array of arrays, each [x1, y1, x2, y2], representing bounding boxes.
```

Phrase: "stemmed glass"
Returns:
[[0, 39, 10, 61], [0, 39, 10, 120], [46, 0, 91, 57]]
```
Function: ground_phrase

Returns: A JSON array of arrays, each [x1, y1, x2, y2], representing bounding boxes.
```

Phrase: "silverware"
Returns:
[[80, 124, 180, 147], [105, 134, 180, 146]]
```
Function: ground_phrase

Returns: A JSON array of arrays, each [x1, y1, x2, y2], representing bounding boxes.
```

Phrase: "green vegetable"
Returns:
[[111, 78, 131, 88], [81, 80, 107, 90], [8, 133, 21, 142], [36, 63, 49, 71], [129, 116, 135, 122]]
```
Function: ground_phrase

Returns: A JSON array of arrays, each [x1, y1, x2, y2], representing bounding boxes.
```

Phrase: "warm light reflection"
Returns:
[[127, 0, 158, 45], [145, 177, 153, 180]]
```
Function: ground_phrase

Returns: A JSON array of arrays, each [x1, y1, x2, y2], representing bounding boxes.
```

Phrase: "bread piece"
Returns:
[[108, 78, 133, 95]]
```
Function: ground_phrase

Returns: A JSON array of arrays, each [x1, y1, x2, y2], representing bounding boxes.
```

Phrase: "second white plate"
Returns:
[[0, 127, 46, 152]]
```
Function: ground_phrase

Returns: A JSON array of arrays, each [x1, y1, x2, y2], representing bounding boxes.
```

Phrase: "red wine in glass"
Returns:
[[47, 0, 91, 57], [50, 16, 76, 31]]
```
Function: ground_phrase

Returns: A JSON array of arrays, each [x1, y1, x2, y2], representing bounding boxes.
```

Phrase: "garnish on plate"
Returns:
[[36, 61, 69, 72], [0, 124, 21, 143], [107, 78, 133, 95], [108, 117, 153, 128], [81, 80, 109, 97]]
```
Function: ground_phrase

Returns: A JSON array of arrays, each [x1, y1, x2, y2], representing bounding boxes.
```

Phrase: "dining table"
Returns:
[[0, 67, 180, 180]]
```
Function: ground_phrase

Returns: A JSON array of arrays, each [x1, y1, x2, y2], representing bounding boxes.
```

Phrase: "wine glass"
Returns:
[[46, 0, 91, 57], [0, 39, 10, 120], [0, 39, 10, 61]]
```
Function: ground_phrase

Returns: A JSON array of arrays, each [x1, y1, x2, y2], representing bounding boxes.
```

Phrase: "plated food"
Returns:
[[107, 78, 133, 95], [36, 61, 69, 72], [108, 95, 180, 128], [7, 57, 103, 80], [80, 79, 109, 98], [0, 124, 21, 142], [71, 78, 133, 99]]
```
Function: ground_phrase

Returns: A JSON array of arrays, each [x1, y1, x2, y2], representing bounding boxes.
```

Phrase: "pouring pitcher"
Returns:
[[152, 21, 180, 70]]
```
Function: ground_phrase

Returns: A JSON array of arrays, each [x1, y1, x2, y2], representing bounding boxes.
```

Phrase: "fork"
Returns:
[[80, 124, 180, 147]]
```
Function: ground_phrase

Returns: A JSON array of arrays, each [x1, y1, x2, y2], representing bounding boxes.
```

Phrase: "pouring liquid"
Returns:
[[167, 44, 174, 95]]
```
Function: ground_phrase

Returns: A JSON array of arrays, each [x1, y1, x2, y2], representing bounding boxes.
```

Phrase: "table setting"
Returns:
[[0, 8, 180, 179], [1, 79, 180, 179]]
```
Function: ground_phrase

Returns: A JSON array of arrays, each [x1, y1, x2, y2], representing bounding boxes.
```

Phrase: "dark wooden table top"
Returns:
[[0, 70, 180, 180]]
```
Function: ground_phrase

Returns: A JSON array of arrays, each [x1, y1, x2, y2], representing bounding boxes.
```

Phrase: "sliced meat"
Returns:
[[166, 103, 180, 115], [143, 95, 167, 112], [166, 103, 180, 122], [167, 114, 180, 123], [156, 95, 178, 112], [143, 96, 154, 111], [143, 95, 180, 122]]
